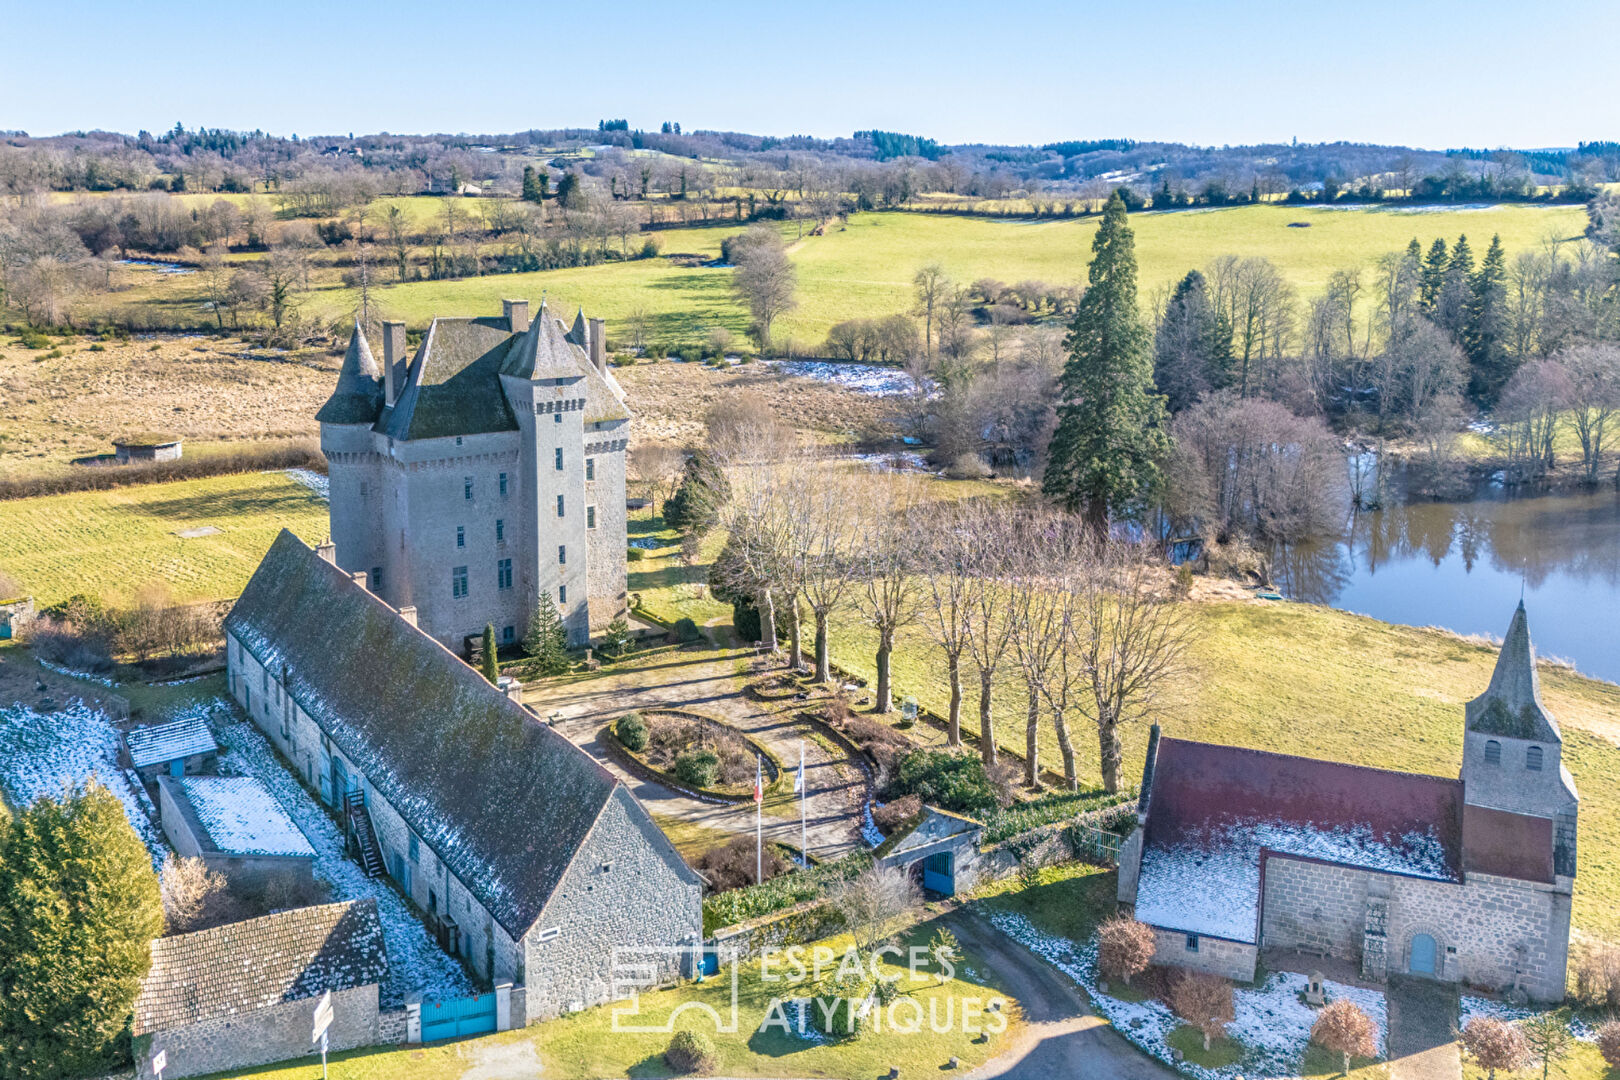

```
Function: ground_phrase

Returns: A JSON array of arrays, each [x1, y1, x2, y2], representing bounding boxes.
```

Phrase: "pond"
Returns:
[[1272, 482, 1620, 682]]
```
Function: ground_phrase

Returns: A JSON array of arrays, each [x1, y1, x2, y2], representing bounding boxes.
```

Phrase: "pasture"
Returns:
[[0, 471, 329, 606]]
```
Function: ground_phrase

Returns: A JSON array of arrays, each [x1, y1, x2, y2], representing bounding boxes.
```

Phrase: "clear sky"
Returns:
[[6, 0, 1616, 150]]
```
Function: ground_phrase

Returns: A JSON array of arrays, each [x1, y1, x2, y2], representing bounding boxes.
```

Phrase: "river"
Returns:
[[1272, 483, 1620, 682]]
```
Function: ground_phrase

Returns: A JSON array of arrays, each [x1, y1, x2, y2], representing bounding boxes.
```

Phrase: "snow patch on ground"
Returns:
[[980, 907, 1386, 1079], [35, 659, 119, 686], [764, 360, 928, 398], [861, 801, 885, 848], [282, 468, 330, 500], [1135, 819, 1453, 943], [0, 701, 165, 867], [206, 702, 472, 1006], [846, 451, 935, 474]]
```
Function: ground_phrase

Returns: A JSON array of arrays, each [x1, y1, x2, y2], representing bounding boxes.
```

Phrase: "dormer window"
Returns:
[[1484, 740, 1501, 766], [1526, 745, 1543, 771]]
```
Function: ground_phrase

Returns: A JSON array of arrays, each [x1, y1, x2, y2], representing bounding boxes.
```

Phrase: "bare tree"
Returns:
[[913, 263, 949, 358], [1496, 360, 1571, 481], [797, 472, 860, 683], [159, 854, 229, 934], [1006, 510, 1068, 787], [1310, 999, 1378, 1075], [730, 225, 796, 347], [1168, 971, 1235, 1051], [851, 475, 924, 712], [199, 243, 231, 329], [630, 443, 686, 521], [1206, 255, 1296, 397], [961, 503, 1018, 768], [1461, 1018, 1529, 1080], [831, 863, 921, 966], [1560, 343, 1620, 483], [919, 506, 975, 747]]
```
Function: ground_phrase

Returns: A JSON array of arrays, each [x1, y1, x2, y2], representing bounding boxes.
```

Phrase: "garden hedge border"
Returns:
[[603, 708, 787, 804]]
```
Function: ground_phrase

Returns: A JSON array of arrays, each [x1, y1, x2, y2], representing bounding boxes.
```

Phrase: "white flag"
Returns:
[[793, 744, 804, 793]]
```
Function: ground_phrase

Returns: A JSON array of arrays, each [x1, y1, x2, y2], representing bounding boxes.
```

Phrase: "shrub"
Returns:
[[599, 617, 632, 657], [626, 547, 646, 561], [1597, 1020, 1620, 1068], [671, 617, 702, 643], [1167, 971, 1234, 1051], [1573, 940, 1620, 1010], [1462, 1017, 1529, 1080], [694, 834, 787, 892], [664, 1029, 717, 1075], [944, 453, 992, 480], [615, 712, 648, 752], [639, 236, 662, 260], [1310, 998, 1379, 1075], [872, 794, 922, 836], [702, 852, 871, 934], [888, 748, 998, 815], [1097, 915, 1156, 986], [674, 749, 720, 788]]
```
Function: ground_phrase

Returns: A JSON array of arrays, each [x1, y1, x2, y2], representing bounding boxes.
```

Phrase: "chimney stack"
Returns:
[[397, 605, 418, 628], [315, 540, 337, 565], [504, 680, 525, 704], [382, 321, 407, 408], [588, 317, 606, 373], [351, 570, 369, 589], [503, 299, 531, 334]]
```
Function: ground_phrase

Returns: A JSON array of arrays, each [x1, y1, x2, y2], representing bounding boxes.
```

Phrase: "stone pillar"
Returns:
[[406, 1001, 422, 1043], [495, 983, 514, 1031]]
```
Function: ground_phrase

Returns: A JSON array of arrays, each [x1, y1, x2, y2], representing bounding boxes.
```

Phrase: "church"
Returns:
[[1117, 603, 1578, 1001], [316, 300, 630, 653]]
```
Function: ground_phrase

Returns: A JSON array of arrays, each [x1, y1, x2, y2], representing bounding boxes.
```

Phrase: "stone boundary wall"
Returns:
[[712, 897, 846, 960]]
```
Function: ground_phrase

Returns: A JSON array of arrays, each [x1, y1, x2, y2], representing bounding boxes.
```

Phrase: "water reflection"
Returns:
[[1273, 481, 1620, 682]]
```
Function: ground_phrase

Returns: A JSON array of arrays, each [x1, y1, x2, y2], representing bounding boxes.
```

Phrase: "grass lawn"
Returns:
[[1168, 1024, 1245, 1069], [0, 471, 329, 606], [205, 918, 1020, 1080]]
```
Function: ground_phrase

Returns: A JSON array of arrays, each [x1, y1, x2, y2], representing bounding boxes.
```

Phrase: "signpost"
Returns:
[[312, 990, 333, 1079], [151, 1049, 166, 1080]]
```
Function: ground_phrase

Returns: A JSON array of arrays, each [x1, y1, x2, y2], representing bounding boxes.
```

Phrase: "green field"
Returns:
[[104, 203, 1585, 347], [0, 471, 329, 606]]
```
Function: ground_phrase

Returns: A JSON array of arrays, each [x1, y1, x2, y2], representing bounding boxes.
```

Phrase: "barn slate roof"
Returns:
[[224, 530, 623, 939], [315, 325, 384, 425], [1466, 602, 1561, 743], [133, 900, 387, 1035], [125, 714, 216, 769]]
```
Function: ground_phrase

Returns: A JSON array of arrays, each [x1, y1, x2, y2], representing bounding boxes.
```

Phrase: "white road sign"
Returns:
[[312, 990, 334, 1043]]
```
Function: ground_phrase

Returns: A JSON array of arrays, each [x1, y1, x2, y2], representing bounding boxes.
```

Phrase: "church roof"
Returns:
[[315, 325, 383, 425], [224, 531, 625, 939], [376, 318, 518, 440], [1466, 602, 1561, 743]]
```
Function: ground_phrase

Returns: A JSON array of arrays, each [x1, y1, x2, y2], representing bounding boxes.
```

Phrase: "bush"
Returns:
[[1597, 1020, 1620, 1068], [694, 834, 788, 892], [626, 546, 646, 561], [674, 749, 720, 788], [1097, 915, 1156, 986], [664, 1029, 717, 1075], [888, 748, 999, 815], [671, 617, 702, 643], [944, 453, 992, 480], [872, 794, 922, 836], [615, 712, 649, 752], [1167, 971, 1234, 1051], [1573, 940, 1620, 1010], [702, 852, 871, 934]]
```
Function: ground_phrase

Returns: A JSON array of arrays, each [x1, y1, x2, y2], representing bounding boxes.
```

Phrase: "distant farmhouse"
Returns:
[[224, 531, 703, 1021], [1119, 604, 1578, 1002], [317, 300, 630, 653]]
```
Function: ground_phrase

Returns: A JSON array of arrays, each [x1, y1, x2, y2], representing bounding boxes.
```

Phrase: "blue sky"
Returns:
[[6, 0, 1616, 149]]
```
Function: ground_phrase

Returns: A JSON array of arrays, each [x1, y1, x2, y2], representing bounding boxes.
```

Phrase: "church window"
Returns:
[[587, 505, 597, 529], [558, 545, 566, 565], [559, 585, 567, 604], [498, 559, 513, 590], [555, 447, 564, 471], [557, 494, 565, 517], [360, 481, 369, 498], [496, 519, 505, 544], [1185, 934, 1199, 952], [499, 472, 508, 498], [1484, 740, 1501, 766], [1526, 745, 1543, 771], [452, 566, 468, 598], [464, 476, 473, 500], [457, 525, 465, 548], [586, 458, 596, 481]]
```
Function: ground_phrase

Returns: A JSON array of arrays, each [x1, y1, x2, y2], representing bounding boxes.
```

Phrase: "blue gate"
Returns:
[[421, 992, 497, 1041], [922, 851, 954, 895]]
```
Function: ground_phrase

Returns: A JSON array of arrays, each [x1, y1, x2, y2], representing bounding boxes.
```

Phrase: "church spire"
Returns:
[[1465, 602, 1560, 743]]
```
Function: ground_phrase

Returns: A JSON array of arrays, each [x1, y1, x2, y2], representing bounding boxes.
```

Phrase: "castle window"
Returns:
[[371, 566, 383, 593], [360, 480, 369, 498], [502, 625, 514, 644], [557, 495, 565, 517], [499, 472, 508, 498], [558, 545, 566, 566], [1527, 745, 1544, 771], [498, 559, 513, 590], [456, 436, 463, 446], [1484, 740, 1502, 766], [463, 476, 473, 500], [1185, 934, 1199, 953], [555, 447, 564, 471], [559, 585, 567, 604], [452, 566, 468, 598], [456, 525, 465, 549], [554, 412, 562, 424], [408, 834, 420, 863], [496, 519, 505, 545], [586, 505, 597, 529], [585, 458, 595, 482]]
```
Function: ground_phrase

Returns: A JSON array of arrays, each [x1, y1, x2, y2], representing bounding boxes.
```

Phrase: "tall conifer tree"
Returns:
[[1042, 193, 1169, 530], [1420, 237, 1449, 313], [1466, 234, 1511, 402]]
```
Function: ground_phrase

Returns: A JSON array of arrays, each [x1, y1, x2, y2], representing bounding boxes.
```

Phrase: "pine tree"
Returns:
[[521, 165, 542, 204], [0, 783, 163, 1077], [1153, 269, 1233, 411], [1437, 234, 1475, 336], [662, 450, 730, 537], [1420, 237, 1449, 313], [480, 623, 500, 684], [1042, 192, 1170, 530], [523, 601, 571, 676], [1465, 234, 1512, 403]]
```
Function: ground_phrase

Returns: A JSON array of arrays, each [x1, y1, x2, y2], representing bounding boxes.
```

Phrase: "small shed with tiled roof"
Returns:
[[125, 714, 217, 783], [132, 900, 388, 1079]]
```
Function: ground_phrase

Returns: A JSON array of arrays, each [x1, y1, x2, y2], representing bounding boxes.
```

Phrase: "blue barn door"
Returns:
[[922, 851, 954, 895], [1409, 933, 1437, 976], [421, 993, 497, 1041]]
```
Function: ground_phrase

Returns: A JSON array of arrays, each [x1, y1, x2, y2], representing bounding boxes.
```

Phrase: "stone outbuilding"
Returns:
[[224, 530, 704, 1022], [874, 806, 985, 897], [114, 435, 183, 463], [132, 899, 388, 1079], [157, 774, 316, 890], [1117, 603, 1578, 1002], [126, 715, 218, 783]]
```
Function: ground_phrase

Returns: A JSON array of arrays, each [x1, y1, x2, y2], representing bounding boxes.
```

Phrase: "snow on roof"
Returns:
[[1134, 818, 1454, 943], [180, 775, 315, 857], [126, 715, 216, 769]]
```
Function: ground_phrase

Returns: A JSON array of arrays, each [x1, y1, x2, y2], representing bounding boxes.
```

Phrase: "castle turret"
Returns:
[[317, 325, 385, 600]]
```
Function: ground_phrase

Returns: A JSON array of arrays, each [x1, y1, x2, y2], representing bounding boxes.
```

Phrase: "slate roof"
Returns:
[[133, 900, 388, 1034], [376, 318, 519, 440], [503, 308, 591, 382], [174, 775, 316, 857], [1466, 602, 1561, 743], [224, 531, 625, 939], [874, 805, 983, 861], [126, 715, 216, 769], [315, 325, 384, 425]]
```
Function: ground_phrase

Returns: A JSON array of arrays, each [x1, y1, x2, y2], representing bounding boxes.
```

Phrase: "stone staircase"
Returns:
[[345, 789, 385, 878]]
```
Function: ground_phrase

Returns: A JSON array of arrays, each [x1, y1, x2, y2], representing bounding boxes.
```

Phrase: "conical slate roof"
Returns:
[[1465, 602, 1561, 743], [315, 325, 383, 425], [568, 307, 588, 347], [502, 312, 590, 381]]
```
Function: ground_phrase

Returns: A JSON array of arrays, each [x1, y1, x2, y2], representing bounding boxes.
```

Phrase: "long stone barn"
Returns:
[[224, 530, 704, 1021], [1117, 603, 1578, 1002]]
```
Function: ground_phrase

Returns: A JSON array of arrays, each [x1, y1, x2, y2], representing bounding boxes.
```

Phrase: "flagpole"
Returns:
[[755, 753, 763, 885], [799, 740, 807, 867]]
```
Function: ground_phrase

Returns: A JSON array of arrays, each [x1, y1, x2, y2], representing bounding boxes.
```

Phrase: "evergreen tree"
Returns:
[[1420, 237, 1449, 314], [479, 623, 500, 683], [662, 450, 731, 537], [1153, 269, 1234, 411], [1466, 234, 1512, 403], [1437, 234, 1475, 336], [555, 172, 579, 208], [1042, 193, 1170, 530], [521, 165, 542, 204], [538, 170, 550, 201], [0, 783, 163, 1078], [522, 602, 571, 676]]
